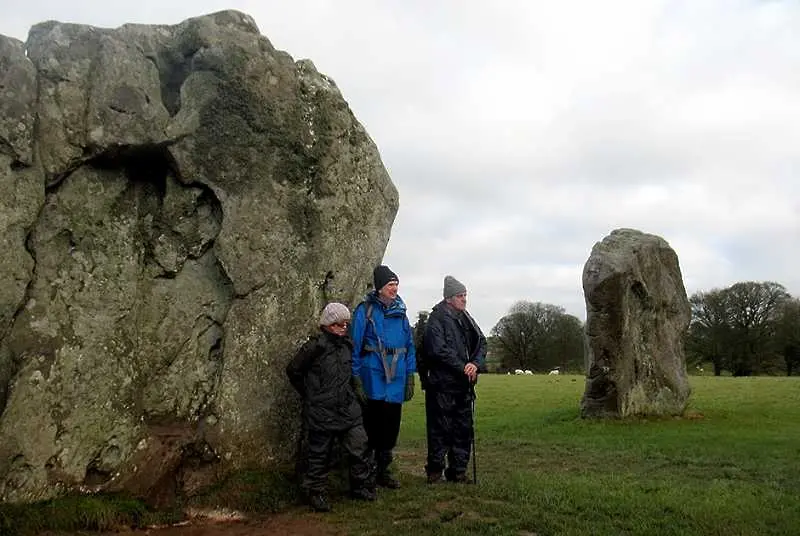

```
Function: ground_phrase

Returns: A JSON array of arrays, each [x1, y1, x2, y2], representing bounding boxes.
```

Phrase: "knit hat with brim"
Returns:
[[319, 302, 351, 326]]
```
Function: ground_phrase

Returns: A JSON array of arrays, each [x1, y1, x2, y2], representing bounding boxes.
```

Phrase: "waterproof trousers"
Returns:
[[303, 424, 372, 493], [424, 389, 473, 479]]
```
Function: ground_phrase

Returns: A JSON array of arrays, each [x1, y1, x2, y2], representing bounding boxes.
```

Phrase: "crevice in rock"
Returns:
[[146, 42, 200, 117], [184, 188, 224, 261], [630, 281, 651, 310], [0, 187, 45, 415], [83, 465, 113, 487], [45, 169, 73, 190], [89, 143, 177, 188], [192, 318, 227, 419], [232, 279, 268, 300], [318, 270, 335, 302], [0, 139, 17, 159], [108, 103, 135, 115], [203, 319, 225, 362]]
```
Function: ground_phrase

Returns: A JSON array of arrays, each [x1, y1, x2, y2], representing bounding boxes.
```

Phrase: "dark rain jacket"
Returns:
[[286, 329, 362, 431], [423, 301, 487, 393]]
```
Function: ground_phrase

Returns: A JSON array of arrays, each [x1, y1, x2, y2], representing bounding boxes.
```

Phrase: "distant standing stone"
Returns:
[[581, 228, 691, 418]]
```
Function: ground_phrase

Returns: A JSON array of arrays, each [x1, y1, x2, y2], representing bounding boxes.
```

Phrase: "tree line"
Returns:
[[412, 302, 586, 374], [411, 280, 799, 377], [687, 281, 799, 376]]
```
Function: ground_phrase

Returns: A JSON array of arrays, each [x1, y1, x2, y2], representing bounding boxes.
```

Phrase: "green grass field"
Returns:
[[2, 375, 798, 535], [327, 374, 800, 536]]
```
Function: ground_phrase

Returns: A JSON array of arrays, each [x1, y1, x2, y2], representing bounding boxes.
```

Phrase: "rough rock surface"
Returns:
[[581, 228, 691, 418], [0, 11, 397, 503]]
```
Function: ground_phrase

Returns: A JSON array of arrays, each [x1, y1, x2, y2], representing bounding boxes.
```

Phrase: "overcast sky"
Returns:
[[2, 1, 798, 331]]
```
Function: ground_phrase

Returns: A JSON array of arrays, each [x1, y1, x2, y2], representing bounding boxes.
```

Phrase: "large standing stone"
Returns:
[[581, 228, 691, 418], [0, 35, 45, 418], [0, 10, 398, 503]]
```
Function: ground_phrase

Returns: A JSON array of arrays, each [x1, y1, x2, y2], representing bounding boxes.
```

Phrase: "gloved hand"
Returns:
[[419, 371, 429, 391], [404, 374, 415, 402], [351, 376, 368, 406]]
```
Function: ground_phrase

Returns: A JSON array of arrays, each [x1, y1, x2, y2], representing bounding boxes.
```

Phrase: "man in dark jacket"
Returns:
[[286, 303, 375, 512], [423, 275, 487, 484]]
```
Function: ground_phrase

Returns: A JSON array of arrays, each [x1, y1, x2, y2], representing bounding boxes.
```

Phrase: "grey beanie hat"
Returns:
[[443, 275, 467, 299], [319, 302, 351, 326]]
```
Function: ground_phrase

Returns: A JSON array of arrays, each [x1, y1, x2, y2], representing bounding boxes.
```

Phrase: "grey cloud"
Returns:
[[2, 0, 798, 331]]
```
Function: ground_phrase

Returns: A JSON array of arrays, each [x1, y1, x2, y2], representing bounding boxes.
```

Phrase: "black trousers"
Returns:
[[362, 399, 402, 471], [425, 389, 474, 477], [303, 424, 371, 494]]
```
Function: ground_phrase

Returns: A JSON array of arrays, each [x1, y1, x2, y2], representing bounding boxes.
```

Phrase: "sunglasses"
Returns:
[[331, 321, 350, 328]]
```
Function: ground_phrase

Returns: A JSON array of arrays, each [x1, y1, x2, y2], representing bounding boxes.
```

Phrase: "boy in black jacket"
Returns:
[[286, 302, 376, 512]]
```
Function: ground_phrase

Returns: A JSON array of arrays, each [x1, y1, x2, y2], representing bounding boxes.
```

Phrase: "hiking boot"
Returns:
[[350, 487, 377, 501], [451, 473, 469, 483], [376, 471, 401, 489], [426, 472, 444, 484], [445, 469, 468, 483], [308, 493, 331, 512]]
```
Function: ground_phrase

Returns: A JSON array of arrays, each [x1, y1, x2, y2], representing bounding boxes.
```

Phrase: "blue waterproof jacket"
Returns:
[[350, 292, 416, 403]]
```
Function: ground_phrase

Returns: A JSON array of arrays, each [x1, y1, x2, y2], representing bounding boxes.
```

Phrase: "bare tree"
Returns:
[[688, 281, 791, 376], [491, 301, 583, 372], [726, 281, 790, 375], [774, 298, 800, 376], [688, 288, 732, 376]]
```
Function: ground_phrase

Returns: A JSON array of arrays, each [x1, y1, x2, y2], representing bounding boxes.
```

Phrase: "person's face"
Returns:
[[378, 280, 399, 301], [447, 292, 467, 311], [325, 320, 349, 337]]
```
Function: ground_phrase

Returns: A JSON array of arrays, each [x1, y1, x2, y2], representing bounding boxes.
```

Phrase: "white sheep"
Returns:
[[548, 369, 560, 376], [524, 370, 533, 375], [514, 369, 524, 375]]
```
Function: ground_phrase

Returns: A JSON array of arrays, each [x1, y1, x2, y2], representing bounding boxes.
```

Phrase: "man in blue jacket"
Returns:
[[423, 275, 486, 484], [351, 265, 416, 489]]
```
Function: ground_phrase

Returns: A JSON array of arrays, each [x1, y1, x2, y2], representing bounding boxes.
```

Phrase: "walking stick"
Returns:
[[471, 384, 478, 485]]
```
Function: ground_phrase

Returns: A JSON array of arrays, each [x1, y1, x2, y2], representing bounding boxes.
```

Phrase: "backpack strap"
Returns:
[[363, 302, 405, 382]]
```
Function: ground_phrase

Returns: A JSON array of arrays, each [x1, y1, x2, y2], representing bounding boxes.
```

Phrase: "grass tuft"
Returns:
[[187, 467, 299, 514], [0, 469, 297, 534], [0, 493, 181, 536]]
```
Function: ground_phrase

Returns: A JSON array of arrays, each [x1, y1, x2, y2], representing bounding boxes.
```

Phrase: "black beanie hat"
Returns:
[[373, 265, 399, 291]]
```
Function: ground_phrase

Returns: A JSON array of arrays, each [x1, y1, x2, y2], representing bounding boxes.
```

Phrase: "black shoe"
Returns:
[[376, 472, 401, 489], [445, 469, 468, 483], [350, 487, 377, 501], [309, 493, 331, 512], [426, 472, 444, 484]]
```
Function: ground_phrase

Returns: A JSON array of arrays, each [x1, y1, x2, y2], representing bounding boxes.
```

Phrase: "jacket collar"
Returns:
[[320, 328, 354, 349], [366, 291, 407, 315]]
